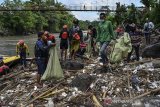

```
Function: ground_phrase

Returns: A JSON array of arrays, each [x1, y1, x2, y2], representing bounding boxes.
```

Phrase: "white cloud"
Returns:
[[58, 0, 143, 21]]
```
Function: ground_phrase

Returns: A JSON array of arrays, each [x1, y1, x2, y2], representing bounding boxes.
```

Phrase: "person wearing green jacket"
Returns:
[[96, 13, 116, 66]]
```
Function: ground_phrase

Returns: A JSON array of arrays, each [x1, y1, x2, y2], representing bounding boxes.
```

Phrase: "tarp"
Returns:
[[41, 47, 64, 81], [109, 32, 132, 63]]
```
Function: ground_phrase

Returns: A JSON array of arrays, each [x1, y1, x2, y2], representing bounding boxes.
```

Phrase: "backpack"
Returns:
[[61, 32, 68, 39], [144, 23, 149, 31]]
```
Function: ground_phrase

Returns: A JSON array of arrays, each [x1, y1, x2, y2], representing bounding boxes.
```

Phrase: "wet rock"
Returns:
[[142, 43, 160, 58], [62, 61, 84, 70], [152, 60, 160, 68], [70, 73, 96, 91]]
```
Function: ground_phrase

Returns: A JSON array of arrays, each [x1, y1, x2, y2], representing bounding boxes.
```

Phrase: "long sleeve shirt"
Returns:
[[96, 20, 116, 43], [16, 43, 29, 54]]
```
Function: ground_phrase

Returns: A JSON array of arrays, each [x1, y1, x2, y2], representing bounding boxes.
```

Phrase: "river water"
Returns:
[[0, 33, 60, 57]]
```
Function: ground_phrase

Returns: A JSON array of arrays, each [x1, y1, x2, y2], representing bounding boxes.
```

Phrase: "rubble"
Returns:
[[1, 58, 160, 106]]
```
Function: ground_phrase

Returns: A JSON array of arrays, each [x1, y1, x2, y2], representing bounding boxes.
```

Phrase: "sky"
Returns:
[[57, 0, 143, 21], [0, 0, 143, 21]]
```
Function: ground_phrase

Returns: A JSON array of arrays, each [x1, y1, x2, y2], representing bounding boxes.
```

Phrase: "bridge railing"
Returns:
[[0, 5, 144, 12], [0, 5, 115, 11], [65, 5, 114, 11]]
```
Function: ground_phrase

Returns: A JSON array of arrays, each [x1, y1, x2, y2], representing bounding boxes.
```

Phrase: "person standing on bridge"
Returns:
[[69, 19, 83, 60], [96, 13, 116, 66], [16, 40, 29, 68], [59, 25, 69, 61]]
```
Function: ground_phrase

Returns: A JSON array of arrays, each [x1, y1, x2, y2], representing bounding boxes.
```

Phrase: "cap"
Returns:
[[19, 40, 24, 45]]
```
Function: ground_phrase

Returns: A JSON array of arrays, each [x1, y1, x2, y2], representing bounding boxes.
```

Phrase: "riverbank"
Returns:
[[0, 33, 60, 57]]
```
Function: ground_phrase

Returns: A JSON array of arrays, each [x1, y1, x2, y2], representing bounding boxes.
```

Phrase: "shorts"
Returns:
[[36, 58, 47, 75], [60, 40, 68, 49]]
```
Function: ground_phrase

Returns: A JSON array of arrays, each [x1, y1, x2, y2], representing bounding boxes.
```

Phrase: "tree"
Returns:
[[140, 0, 155, 9], [0, 0, 75, 35], [115, 2, 127, 25]]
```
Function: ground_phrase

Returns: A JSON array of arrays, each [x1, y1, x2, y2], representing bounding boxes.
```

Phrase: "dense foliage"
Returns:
[[0, 0, 78, 35], [0, 0, 160, 36]]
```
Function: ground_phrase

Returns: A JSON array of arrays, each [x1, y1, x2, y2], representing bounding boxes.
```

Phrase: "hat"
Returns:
[[19, 40, 24, 45]]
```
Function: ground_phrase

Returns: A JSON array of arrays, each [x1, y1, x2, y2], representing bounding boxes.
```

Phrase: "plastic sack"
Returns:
[[109, 32, 132, 63], [86, 36, 92, 57], [41, 47, 64, 80]]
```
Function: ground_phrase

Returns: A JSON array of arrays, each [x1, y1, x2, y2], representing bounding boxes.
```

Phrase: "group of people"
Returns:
[[15, 13, 158, 85]]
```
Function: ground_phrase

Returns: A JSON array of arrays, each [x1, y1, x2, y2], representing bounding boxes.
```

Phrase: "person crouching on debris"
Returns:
[[59, 25, 69, 61], [127, 23, 142, 62], [96, 13, 116, 66], [16, 40, 29, 68], [35, 32, 55, 86]]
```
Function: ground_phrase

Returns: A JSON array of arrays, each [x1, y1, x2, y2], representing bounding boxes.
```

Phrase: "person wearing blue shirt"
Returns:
[[35, 32, 54, 86]]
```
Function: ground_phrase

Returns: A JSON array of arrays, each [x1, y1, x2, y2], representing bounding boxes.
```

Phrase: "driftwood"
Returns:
[[92, 95, 103, 107], [24, 80, 65, 106], [131, 87, 160, 101], [40, 88, 66, 99]]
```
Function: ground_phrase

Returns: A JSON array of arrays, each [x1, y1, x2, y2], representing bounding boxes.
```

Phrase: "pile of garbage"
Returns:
[[1, 58, 160, 107]]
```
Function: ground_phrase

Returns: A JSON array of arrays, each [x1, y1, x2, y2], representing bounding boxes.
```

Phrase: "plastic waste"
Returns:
[[131, 75, 141, 91], [148, 82, 158, 89], [131, 75, 140, 84], [45, 98, 54, 107], [61, 92, 67, 97], [34, 86, 37, 90]]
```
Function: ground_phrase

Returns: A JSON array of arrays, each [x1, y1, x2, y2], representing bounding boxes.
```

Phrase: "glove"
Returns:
[[28, 53, 29, 56]]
